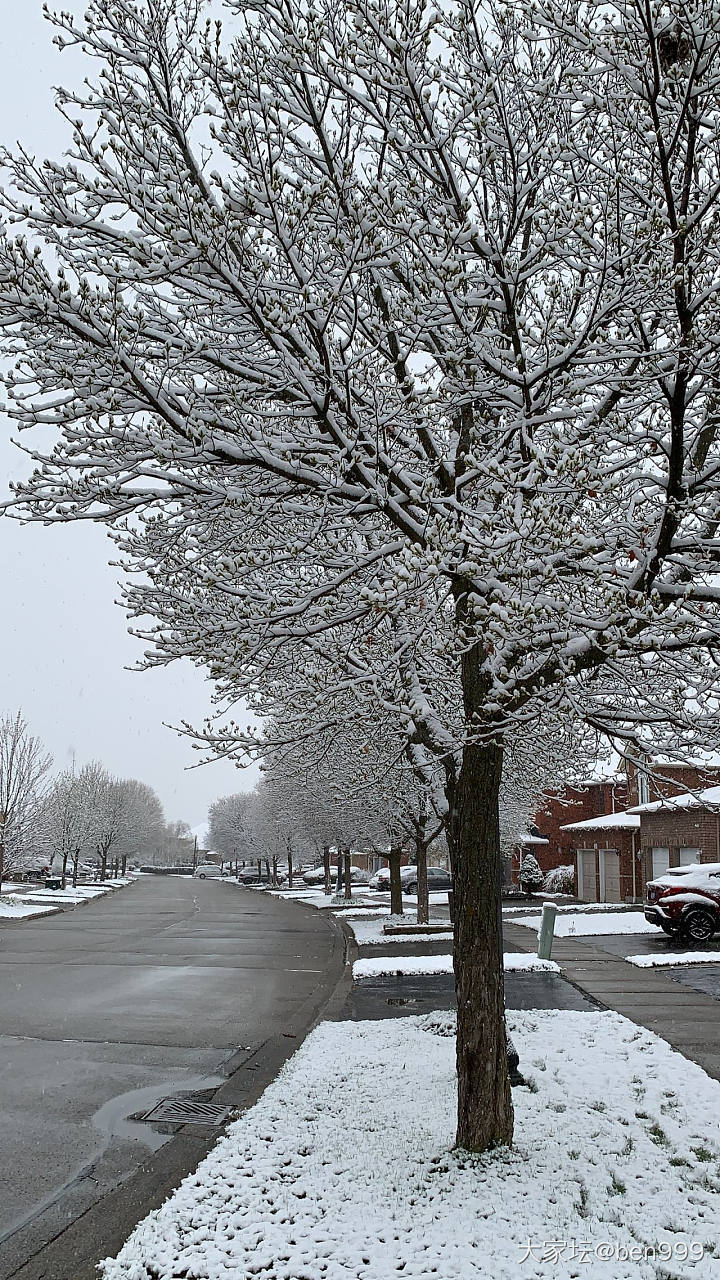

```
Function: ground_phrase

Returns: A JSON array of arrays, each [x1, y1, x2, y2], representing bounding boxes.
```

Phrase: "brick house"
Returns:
[[629, 785, 720, 887], [535, 761, 720, 901], [559, 811, 640, 902]]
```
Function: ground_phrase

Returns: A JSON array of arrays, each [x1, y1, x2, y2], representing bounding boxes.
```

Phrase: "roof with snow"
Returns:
[[560, 811, 641, 832], [517, 833, 550, 845], [628, 785, 720, 815]]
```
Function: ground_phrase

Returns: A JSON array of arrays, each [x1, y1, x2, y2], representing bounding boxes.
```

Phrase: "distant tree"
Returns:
[[41, 761, 105, 886], [0, 711, 52, 888], [208, 793, 259, 868]]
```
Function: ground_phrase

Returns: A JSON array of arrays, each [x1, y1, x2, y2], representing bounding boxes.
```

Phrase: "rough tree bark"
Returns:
[[388, 845, 404, 917], [451, 637, 513, 1151], [344, 849, 352, 901], [323, 844, 331, 896], [287, 847, 293, 888]]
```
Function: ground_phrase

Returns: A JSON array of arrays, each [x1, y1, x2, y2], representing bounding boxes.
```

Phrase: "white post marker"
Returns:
[[537, 901, 557, 960]]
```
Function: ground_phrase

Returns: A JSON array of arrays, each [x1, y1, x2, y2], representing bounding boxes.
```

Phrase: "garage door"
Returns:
[[601, 850, 621, 902], [578, 850, 598, 902]]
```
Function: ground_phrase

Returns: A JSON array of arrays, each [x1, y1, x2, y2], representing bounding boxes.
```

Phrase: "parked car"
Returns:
[[237, 865, 268, 884], [302, 865, 370, 886], [644, 862, 720, 943], [368, 865, 451, 892], [193, 863, 226, 880]]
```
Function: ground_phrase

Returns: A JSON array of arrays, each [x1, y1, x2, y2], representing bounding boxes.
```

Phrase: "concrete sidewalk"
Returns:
[[502, 920, 720, 1083]]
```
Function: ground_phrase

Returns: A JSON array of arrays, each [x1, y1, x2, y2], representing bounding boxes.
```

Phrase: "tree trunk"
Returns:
[[100, 850, 108, 881], [288, 848, 293, 888], [323, 844, 331, 895], [335, 850, 343, 896], [388, 846, 404, 917], [61, 849, 69, 890], [344, 849, 352, 901], [265, 858, 271, 883], [415, 829, 429, 926], [121, 855, 127, 876], [257, 858, 262, 882], [72, 848, 79, 888], [272, 856, 278, 886], [451, 735, 513, 1151]]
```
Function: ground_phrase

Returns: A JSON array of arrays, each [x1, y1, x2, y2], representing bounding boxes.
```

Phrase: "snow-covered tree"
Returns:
[[41, 760, 105, 885], [8, 0, 720, 1150], [208, 792, 261, 868], [0, 711, 52, 886], [518, 852, 543, 896]]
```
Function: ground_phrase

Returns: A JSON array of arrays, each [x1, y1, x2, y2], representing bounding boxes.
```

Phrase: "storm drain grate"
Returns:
[[140, 1098, 233, 1127]]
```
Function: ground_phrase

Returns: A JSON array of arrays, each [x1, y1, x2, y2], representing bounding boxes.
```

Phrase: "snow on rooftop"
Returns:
[[628, 784, 720, 815], [517, 832, 550, 845], [560, 810, 640, 832]]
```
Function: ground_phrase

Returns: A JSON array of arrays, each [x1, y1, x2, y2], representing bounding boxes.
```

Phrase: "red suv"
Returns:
[[644, 863, 720, 944]]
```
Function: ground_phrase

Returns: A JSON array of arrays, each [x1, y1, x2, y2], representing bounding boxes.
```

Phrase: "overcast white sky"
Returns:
[[0, 3, 260, 830]]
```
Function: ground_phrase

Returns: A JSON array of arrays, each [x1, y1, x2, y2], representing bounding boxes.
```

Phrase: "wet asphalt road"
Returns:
[[0, 875, 343, 1280]]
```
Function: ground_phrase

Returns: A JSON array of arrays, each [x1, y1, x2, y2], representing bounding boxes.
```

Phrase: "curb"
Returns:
[[1, 879, 137, 925]]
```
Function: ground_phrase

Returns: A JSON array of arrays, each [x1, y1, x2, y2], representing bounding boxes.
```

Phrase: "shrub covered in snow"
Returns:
[[519, 853, 543, 894], [543, 864, 575, 895]]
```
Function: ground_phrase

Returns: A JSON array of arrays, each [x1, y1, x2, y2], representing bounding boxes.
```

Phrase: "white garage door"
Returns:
[[578, 849, 598, 902], [601, 850, 621, 902]]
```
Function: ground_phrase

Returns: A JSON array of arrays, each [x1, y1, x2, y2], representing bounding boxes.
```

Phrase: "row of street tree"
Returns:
[[5, 0, 720, 1151], [0, 709, 190, 888]]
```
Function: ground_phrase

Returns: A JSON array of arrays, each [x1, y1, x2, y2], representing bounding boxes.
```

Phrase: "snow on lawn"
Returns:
[[350, 917, 453, 946], [0, 898, 61, 918], [514, 911, 658, 937], [353, 953, 560, 979], [101, 1009, 720, 1280], [626, 952, 720, 968]]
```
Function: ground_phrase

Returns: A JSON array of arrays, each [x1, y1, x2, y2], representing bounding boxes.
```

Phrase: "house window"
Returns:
[[652, 847, 670, 878], [638, 770, 650, 806]]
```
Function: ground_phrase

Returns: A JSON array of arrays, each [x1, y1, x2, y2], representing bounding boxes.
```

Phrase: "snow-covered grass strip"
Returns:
[[349, 917, 453, 946], [504, 901, 635, 916], [353, 953, 560, 980], [513, 911, 658, 937], [100, 1009, 720, 1280], [0, 898, 62, 918], [626, 951, 720, 968]]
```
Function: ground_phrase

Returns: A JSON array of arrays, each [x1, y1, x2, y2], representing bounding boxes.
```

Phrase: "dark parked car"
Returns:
[[404, 866, 452, 894], [644, 863, 720, 944], [368, 865, 452, 893]]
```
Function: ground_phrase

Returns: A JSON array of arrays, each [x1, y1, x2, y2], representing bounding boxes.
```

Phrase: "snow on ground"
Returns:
[[626, 952, 720, 968], [504, 901, 634, 916], [101, 1009, 720, 1280], [349, 917, 453, 946], [514, 911, 658, 937], [353, 953, 560, 980], [0, 898, 61, 919]]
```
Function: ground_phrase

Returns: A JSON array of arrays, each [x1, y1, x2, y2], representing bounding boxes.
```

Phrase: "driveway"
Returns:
[[0, 875, 344, 1280]]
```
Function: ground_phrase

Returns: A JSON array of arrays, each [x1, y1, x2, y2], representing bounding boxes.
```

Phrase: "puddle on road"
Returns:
[[92, 1071, 227, 1151]]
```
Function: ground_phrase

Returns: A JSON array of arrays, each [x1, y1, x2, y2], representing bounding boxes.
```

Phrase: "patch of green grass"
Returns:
[[609, 1172, 626, 1196], [647, 1122, 668, 1147], [692, 1146, 714, 1163]]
